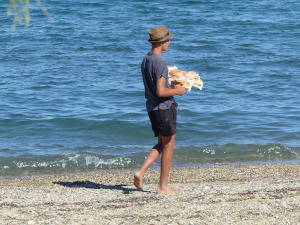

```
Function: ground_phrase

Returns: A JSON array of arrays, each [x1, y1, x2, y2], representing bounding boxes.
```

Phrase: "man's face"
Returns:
[[161, 39, 170, 51]]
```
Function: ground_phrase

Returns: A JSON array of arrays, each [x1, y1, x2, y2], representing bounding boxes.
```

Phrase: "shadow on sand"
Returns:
[[53, 181, 149, 194]]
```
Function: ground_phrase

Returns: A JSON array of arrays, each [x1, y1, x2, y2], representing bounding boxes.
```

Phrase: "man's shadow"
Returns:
[[53, 181, 148, 194]]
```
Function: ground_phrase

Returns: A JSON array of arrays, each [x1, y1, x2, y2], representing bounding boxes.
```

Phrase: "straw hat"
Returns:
[[148, 26, 174, 43]]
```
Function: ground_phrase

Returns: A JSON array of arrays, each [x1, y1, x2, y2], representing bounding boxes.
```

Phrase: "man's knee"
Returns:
[[161, 134, 176, 146]]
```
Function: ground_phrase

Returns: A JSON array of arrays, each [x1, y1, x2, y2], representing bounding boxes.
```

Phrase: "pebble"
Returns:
[[0, 164, 299, 224]]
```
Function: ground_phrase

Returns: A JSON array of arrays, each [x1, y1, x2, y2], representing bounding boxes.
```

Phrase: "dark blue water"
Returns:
[[1, 0, 300, 178]]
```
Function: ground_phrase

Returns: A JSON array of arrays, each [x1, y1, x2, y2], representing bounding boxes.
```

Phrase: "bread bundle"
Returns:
[[168, 66, 203, 91]]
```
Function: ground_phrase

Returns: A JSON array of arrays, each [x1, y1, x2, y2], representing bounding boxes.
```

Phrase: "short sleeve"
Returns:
[[155, 61, 168, 80]]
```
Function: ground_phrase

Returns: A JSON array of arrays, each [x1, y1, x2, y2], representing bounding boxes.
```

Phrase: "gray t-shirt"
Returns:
[[141, 53, 174, 112]]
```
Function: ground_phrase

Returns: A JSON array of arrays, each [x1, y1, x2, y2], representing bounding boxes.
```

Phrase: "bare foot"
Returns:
[[157, 186, 183, 194], [134, 172, 143, 190]]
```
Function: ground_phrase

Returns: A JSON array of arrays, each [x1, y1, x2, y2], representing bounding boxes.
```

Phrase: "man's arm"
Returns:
[[157, 76, 185, 97]]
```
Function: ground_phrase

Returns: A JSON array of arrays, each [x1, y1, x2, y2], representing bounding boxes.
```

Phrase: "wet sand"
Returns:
[[0, 163, 299, 224]]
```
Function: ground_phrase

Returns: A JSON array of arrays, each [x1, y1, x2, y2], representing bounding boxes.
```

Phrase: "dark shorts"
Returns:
[[148, 103, 177, 137]]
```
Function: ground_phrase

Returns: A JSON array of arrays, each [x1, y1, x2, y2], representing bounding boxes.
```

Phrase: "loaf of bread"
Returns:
[[168, 66, 203, 91]]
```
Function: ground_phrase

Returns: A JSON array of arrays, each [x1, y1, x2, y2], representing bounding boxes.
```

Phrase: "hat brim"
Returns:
[[148, 32, 174, 43]]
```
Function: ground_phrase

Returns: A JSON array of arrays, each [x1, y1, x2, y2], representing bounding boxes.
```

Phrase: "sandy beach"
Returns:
[[0, 163, 299, 224]]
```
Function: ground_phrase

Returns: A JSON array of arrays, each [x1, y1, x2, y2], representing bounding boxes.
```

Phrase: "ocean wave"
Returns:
[[0, 143, 299, 178], [0, 153, 137, 178], [174, 143, 300, 164]]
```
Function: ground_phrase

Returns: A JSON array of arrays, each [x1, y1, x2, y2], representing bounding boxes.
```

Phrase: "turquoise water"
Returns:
[[1, 0, 300, 178]]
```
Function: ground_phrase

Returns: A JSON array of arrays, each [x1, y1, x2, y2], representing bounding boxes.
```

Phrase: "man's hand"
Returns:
[[176, 86, 186, 96], [157, 76, 186, 97]]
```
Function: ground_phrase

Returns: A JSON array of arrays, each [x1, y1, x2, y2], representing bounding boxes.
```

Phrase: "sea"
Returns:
[[1, 0, 299, 179]]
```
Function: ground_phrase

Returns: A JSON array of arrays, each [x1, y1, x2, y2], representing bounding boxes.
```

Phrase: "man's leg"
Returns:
[[157, 134, 182, 194], [134, 135, 163, 190]]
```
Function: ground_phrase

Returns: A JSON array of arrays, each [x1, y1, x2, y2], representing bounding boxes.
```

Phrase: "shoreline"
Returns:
[[1, 158, 299, 181], [1, 163, 299, 224]]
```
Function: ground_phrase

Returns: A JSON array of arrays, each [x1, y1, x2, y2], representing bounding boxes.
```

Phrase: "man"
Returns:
[[134, 26, 186, 194]]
